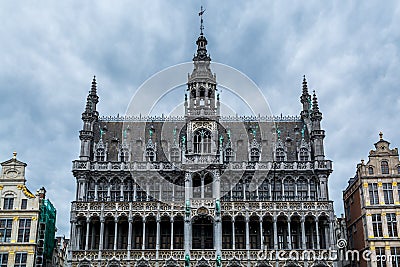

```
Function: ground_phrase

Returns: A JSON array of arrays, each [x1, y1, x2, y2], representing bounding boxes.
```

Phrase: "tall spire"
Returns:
[[84, 76, 99, 114], [312, 90, 319, 112], [302, 75, 309, 95], [194, 6, 210, 61]]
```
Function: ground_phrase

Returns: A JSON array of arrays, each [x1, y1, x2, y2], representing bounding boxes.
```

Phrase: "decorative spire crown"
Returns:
[[302, 75, 309, 95], [312, 90, 319, 112], [194, 6, 210, 61]]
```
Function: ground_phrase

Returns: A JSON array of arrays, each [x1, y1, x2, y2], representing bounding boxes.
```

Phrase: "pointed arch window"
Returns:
[[199, 87, 205, 97], [258, 179, 270, 200], [310, 178, 317, 200], [225, 148, 234, 163], [381, 161, 389, 174], [193, 129, 211, 154], [96, 148, 105, 161], [297, 178, 308, 200], [146, 148, 155, 162], [397, 165, 400, 174], [87, 179, 96, 201], [284, 178, 295, 200], [120, 149, 129, 162], [299, 147, 309, 161], [170, 148, 180, 162], [110, 179, 121, 201], [250, 148, 260, 162], [97, 178, 108, 201], [276, 148, 285, 162]]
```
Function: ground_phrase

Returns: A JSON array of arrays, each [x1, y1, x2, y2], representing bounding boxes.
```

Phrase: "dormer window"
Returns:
[[193, 129, 211, 154], [250, 148, 260, 162], [3, 195, 14, 210], [381, 161, 389, 174], [368, 166, 374, 175], [96, 148, 105, 161], [276, 148, 285, 162], [299, 147, 309, 161], [146, 148, 155, 162], [199, 87, 205, 97]]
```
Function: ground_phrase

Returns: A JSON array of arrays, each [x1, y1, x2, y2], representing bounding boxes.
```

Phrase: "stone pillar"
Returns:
[[71, 220, 77, 250], [245, 216, 250, 250], [170, 218, 174, 250], [287, 219, 292, 249], [142, 218, 146, 250], [308, 180, 311, 201], [232, 219, 236, 250], [94, 184, 98, 201], [114, 218, 118, 250], [329, 219, 335, 248], [127, 217, 133, 250], [201, 175, 205, 198], [259, 219, 264, 250], [85, 218, 90, 251], [273, 216, 278, 250], [315, 219, 320, 250], [133, 183, 137, 201], [99, 217, 105, 251], [76, 222, 82, 250], [156, 218, 161, 250], [301, 217, 306, 249]]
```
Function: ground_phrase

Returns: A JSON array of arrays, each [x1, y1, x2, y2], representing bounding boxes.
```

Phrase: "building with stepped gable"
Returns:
[[69, 15, 335, 267]]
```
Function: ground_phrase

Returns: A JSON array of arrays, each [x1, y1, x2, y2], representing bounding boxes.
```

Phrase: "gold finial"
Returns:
[[12, 152, 17, 159], [379, 132, 383, 140]]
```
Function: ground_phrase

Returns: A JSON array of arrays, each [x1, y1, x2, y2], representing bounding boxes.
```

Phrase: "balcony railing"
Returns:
[[72, 160, 333, 172]]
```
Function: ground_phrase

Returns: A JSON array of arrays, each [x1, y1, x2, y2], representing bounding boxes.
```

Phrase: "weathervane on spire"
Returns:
[[199, 6, 205, 35]]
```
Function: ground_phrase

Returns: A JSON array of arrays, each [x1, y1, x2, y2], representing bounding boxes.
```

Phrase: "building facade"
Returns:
[[344, 133, 400, 267], [0, 153, 56, 266], [69, 23, 336, 267]]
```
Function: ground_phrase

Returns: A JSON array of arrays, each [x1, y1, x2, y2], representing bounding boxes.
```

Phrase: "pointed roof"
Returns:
[[1, 152, 27, 167]]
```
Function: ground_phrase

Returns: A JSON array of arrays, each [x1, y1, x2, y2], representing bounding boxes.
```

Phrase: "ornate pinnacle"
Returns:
[[302, 75, 309, 95], [379, 131, 383, 140], [312, 90, 319, 112], [90, 75, 97, 95]]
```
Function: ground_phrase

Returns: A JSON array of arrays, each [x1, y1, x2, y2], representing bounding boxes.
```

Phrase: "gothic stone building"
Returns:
[[69, 28, 335, 267]]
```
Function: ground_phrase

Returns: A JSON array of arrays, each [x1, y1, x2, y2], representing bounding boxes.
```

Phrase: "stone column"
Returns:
[[127, 217, 133, 250], [315, 219, 320, 250], [94, 184, 98, 201], [301, 217, 306, 249], [133, 183, 137, 201], [232, 219, 236, 250], [85, 218, 90, 251], [245, 216, 250, 250], [259, 219, 264, 250], [308, 180, 311, 201], [287, 219, 292, 249], [170, 218, 174, 250], [114, 218, 118, 250], [120, 184, 124, 201], [76, 222, 82, 250], [71, 220, 77, 250], [201, 175, 205, 198], [156, 218, 161, 250], [273, 216, 278, 250], [329, 219, 335, 248], [142, 218, 146, 250], [99, 217, 105, 251]]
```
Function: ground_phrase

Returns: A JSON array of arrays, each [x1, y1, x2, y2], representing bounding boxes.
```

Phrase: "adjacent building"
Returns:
[[343, 133, 400, 267], [0, 153, 56, 266], [69, 16, 336, 267]]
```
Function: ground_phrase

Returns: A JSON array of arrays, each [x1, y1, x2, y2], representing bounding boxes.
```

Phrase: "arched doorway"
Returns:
[[192, 216, 214, 249]]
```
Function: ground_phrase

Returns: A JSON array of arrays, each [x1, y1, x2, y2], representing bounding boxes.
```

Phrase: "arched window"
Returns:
[[381, 161, 389, 174], [310, 178, 317, 200], [258, 179, 270, 200], [199, 87, 205, 97], [110, 179, 121, 201], [225, 148, 234, 163], [272, 179, 282, 200], [297, 178, 308, 200], [398, 166, 400, 175], [170, 148, 180, 162], [276, 148, 285, 162], [284, 178, 295, 200], [97, 178, 108, 201], [368, 166, 374, 175], [146, 148, 155, 162], [250, 148, 260, 162], [120, 149, 129, 162], [87, 179, 96, 201], [3, 194, 14, 210], [299, 147, 309, 161], [193, 129, 212, 154], [96, 148, 105, 161]]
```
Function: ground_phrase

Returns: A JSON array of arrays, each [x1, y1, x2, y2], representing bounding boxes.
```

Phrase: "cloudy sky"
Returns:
[[1, 1, 400, 236]]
